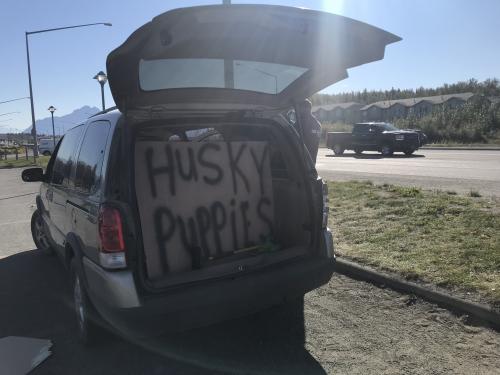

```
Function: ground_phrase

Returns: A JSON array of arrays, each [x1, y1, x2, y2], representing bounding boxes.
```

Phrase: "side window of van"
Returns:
[[44, 138, 63, 180], [75, 121, 111, 195], [51, 126, 84, 186]]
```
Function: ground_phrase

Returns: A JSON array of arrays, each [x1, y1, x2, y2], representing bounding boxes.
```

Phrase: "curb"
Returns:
[[421, 146, 500, 151], [0, 165, 38, 170], [333, 258, 500, 330]]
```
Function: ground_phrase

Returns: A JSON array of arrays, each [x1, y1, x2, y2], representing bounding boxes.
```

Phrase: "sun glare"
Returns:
[[322, 0, 345, 15]]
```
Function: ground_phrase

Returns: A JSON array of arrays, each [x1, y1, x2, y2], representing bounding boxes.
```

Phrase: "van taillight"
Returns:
[[98, 206, 125, 253]]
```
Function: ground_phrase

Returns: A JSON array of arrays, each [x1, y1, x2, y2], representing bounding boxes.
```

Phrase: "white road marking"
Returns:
[[0, 220, 30, 226]]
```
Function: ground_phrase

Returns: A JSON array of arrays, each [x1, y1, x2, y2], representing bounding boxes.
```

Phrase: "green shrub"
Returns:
[[394, 101, 500, 143]]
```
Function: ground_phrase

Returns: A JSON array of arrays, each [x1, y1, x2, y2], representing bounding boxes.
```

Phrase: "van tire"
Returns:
[[71, 259, 98, 346], [404, 149, 415, 156], [333, 145, 344, 155], [31, 210, 54, 255]]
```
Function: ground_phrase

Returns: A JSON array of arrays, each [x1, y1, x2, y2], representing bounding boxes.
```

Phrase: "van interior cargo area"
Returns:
[[133, 121, 312, 286]]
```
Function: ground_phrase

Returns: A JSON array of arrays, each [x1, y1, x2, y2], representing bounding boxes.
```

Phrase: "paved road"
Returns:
[[316, 148, 500, 196], [0, 168, 38, 259], [1, 167, 499, 374]]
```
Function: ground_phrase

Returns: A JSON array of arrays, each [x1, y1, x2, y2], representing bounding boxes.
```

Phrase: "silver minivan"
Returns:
[[22, 4, 399, 343]]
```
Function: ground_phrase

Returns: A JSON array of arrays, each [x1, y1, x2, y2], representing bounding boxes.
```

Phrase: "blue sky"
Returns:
[[1, 0, 499, 131]]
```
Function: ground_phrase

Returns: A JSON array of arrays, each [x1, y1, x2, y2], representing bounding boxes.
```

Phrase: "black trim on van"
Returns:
[[66, 200, 89, 213]]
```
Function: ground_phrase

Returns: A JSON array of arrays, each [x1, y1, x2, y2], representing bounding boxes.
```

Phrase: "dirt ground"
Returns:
[[304, 274, 500, 375]]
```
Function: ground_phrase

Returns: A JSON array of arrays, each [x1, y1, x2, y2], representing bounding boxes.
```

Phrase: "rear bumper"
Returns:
[[84, 255, 335, 338]]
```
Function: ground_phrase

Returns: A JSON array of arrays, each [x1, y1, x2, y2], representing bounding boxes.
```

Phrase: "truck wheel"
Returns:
[[71, 259, 98, 346], [31, 210, 54, 255], [381, 145, 393, 156], [333, 145, 344, 155], [354, 148, 363, 155], [404, 149, 415, 156], [42, 151, 51, 156]]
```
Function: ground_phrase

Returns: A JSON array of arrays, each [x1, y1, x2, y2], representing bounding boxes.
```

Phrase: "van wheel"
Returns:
[[354, 148, 363, 155], [381, 145, 393, 156], [404, 149, 415, 156], [333, 145, 344, 155], [71, 259, 98, 345], [31, 210, 54, 255]]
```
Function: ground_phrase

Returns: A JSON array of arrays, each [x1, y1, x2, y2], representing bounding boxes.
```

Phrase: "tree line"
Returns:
[[311, 78, 500, 106]]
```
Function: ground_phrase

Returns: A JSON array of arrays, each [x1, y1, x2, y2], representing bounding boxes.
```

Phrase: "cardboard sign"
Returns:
[[135, 141, 274, 279]]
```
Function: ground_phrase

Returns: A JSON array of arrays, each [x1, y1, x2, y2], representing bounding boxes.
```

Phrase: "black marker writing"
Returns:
[[250, 145, 269, 195], [227, 142, 249, 194]]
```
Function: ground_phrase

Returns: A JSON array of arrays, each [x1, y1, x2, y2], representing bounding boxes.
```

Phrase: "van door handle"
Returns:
[[46, 189, 53, 202]]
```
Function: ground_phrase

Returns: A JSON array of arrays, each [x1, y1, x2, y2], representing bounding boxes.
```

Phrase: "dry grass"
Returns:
[[329, 181, 500, 306], [0, 155, 50, 169]]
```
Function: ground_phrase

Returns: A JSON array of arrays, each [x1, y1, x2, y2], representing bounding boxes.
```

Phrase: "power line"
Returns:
[[0, 97, 30, 105]]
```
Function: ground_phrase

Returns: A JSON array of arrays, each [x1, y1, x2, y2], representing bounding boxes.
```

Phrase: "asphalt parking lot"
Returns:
[[1, 166, 500, 374], [316, 148, 500, 196]]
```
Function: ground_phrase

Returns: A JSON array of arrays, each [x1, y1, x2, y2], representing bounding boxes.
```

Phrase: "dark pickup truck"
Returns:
[[327, 122, 427, 156]]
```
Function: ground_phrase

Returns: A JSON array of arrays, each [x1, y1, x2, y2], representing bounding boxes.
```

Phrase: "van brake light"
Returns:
[[98, 206, 125, 253]]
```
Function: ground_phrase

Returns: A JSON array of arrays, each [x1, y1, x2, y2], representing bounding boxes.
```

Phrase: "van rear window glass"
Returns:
[[75, 121, 111, 195], [139, 59, 308, 94]]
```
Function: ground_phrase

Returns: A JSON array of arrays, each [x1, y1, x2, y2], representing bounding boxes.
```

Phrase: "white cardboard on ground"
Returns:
[[0, 336, 52, 375]]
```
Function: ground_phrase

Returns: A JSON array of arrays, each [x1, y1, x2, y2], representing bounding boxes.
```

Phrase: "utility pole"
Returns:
[[25, 32, 38, 159], [223, 0, 233, 88], [25, 22, 112, 160]]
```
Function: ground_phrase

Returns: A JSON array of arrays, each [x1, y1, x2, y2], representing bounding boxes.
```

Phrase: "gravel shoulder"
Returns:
[[305, 274, 500, 375]]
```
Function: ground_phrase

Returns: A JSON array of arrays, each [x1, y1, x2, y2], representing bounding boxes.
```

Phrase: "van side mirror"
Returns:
[[22, 167, 44, 182]]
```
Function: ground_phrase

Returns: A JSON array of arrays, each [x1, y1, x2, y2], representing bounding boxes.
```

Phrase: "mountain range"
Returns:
[[23, 106, 100, 135]]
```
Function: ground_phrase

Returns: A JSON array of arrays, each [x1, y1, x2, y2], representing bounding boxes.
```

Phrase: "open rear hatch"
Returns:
[[107, 5, 401, 286], [106, 4, 401, 111]]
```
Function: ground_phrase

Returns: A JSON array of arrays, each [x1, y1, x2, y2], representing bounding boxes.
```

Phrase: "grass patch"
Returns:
[[0, 156, 50, 169], [328, 181, 500, 306]]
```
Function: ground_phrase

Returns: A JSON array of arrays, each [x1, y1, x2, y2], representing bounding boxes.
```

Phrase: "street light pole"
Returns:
[[26, 32, 38, 159], [48, 106, 56, 147], [93, 71, 108, 111], [100, 83, 105, 110], [25, 22, 112, 161]]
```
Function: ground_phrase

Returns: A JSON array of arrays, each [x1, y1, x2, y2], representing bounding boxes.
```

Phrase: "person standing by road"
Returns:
[[297, 99, 322, 163]]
